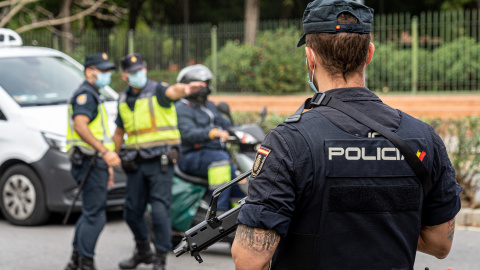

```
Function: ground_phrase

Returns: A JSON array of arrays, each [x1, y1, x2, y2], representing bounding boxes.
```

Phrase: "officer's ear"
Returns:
[[366, 42, 375, 66], [305, 47, 316, 71], [85, 66, 96, 81]]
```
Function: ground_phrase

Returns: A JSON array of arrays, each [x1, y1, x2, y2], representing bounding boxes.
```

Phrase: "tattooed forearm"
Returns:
[[235, 224, 281, 253], [447, 218, 455, 241]]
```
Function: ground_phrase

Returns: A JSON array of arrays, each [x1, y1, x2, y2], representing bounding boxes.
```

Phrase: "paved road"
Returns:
[[0, 211, 479, 270]]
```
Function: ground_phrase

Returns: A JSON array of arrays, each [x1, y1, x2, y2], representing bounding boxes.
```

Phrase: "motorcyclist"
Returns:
[[175, 64, 244, 211]]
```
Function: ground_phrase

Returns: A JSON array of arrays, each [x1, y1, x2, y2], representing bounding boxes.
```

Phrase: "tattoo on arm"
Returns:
[[236, 224, 281, 253], [447, 218, 455, 241]]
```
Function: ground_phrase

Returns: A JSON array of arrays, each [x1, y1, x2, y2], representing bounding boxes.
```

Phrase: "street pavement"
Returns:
[[0, 211, 479, 270]]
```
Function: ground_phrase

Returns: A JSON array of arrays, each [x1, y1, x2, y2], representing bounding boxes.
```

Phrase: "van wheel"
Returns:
[[0, 164, 50, 226]]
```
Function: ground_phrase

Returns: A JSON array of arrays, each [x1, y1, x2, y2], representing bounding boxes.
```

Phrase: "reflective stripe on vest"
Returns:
[[207, 160, 231, 190], [118, 83, 181, 150], [66, 101, 114, 156]]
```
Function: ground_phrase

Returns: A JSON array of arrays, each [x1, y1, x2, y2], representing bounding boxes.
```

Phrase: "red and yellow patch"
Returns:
[[336, 25, 341, 30], [252, 147, 271, 178], [416, 150, 426, 161]]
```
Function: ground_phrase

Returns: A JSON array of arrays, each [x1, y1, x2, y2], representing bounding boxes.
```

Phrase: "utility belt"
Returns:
[[119, 147, 179, 173], [69, 147, 107, 169]]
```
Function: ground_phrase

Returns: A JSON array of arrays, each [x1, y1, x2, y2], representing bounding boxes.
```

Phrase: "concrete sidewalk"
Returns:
[[456, 208, 480, 227]]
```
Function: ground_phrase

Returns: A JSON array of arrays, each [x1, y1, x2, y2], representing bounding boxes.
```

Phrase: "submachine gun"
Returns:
[[173, 170, 251, 263]]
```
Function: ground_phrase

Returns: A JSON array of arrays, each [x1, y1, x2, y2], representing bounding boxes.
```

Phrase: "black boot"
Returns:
[[152, 249, 167, 270], [64, 249, 79, 270], [119, 240, 155, 269], [78, 255, 96, 270]]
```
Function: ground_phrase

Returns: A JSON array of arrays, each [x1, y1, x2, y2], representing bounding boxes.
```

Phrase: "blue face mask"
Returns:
[[94, 71, 111, 88], [128, 70, 148, 89], [306, 56, 318, 92], [308, 75, 318, 92]]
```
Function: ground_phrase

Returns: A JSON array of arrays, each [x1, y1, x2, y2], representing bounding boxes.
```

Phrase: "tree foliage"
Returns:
[[0, 0, 126, 33]]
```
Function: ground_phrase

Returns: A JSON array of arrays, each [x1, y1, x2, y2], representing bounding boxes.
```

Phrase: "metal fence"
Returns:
[[18, 10, 480, 93]]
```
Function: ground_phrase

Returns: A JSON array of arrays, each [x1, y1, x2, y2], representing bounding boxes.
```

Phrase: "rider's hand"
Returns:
[[102, 150, 121, 167], [218, 130, 230, 142]]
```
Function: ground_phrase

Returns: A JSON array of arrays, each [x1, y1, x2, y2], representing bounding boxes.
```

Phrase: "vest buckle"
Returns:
[[310, 92, 326, 107]]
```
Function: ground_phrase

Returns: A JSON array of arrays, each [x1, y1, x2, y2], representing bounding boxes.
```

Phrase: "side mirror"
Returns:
[[217, 101, 233, 124]]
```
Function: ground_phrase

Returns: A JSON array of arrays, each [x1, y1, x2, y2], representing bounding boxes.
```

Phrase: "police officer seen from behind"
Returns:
[[175, 64, 245, 212], [232, 1, 462, 269], [64, 52, 121, 270], [114, 53, 205, 270]]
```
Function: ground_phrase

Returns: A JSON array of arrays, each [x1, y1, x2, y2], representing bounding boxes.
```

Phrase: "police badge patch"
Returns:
[[76, 94, 87, 105], [252, 147, 271, 178]]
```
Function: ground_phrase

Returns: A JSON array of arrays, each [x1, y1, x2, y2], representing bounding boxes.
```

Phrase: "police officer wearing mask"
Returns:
[[64, 52, 121, 270], [175, 64, 245, 212], [114, 53, 205, 270], [231, 1, 462, 269]]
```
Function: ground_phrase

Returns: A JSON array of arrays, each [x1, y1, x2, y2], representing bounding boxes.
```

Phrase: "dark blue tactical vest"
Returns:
[[270, 108, 434, 270]]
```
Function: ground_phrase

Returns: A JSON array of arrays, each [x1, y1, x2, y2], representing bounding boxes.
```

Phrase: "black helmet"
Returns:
[[177, 64, 213, 104], [176, 64, 213, 84]]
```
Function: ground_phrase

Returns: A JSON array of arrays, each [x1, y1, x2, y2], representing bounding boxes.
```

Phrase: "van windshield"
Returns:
[[0, 56, 84, 107]]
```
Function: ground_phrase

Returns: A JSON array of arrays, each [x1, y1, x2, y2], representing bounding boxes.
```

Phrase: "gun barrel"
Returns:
[[173, 240, 189, 257]]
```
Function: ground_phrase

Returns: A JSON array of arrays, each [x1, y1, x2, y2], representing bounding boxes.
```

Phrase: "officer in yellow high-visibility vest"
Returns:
[[64, 52, 121, 270], [114, 53, 205, 270]]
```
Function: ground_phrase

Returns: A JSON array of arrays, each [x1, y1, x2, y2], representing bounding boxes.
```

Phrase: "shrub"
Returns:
[[426, 117, 480, 204], [206, 27, 306, 94]]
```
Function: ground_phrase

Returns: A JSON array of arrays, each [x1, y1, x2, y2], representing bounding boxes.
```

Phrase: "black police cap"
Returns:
[[84, 52, 115, 70], [297, 0, 374, 47], [120, 53, 146, 73]]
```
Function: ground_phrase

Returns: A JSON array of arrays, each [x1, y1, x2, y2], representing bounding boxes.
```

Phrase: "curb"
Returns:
[[455, 208, 480, 227]]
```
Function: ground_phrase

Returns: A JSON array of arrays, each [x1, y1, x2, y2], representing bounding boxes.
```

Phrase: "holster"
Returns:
[[168, 147, 179, 165], [119, 150, 139, 173], [70, 147, 85, 168]]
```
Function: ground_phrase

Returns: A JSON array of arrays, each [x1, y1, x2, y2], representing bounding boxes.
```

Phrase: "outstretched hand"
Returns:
[[185, 81, 207, 96]]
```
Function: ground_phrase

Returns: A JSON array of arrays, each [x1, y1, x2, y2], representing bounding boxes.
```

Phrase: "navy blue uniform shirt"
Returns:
[[238, 87, 462, 237], [71, 81, 100, 122]]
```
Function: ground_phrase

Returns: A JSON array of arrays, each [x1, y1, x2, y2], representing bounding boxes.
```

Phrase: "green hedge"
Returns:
[[205, 27, 307, 94], [370, 36, 480, 92], [207, 31, 480, 94]]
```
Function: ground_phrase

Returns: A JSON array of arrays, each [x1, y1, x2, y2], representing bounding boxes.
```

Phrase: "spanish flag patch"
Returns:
[[252, 147, 271, 178]]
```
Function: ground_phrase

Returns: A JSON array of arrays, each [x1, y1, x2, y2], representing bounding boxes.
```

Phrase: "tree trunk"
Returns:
[[244, 0, 260, 45], [128, 0, 146, 31], [59, 0, 74, 54]]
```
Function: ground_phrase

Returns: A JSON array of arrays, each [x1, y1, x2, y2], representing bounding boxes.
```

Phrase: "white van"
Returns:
[[0, 29, 126, 226]]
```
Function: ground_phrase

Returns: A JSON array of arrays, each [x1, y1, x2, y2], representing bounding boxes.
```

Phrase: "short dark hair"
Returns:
[[306, 12, 371, 81]]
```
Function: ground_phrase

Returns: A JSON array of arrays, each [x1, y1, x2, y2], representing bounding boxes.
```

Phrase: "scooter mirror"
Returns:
[[217, 101, 234, 123]]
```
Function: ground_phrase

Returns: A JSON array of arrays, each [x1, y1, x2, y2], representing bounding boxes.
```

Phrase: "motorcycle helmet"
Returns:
[[176, 64, 213, 104]]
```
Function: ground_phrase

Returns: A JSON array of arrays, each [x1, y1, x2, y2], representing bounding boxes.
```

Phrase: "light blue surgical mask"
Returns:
[[128, 70, 148, 89], [306, 52, 318, 92], [308, 75, 318, 92], [94, 71, 111, 88]]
